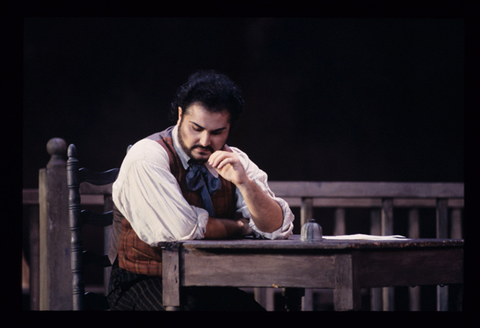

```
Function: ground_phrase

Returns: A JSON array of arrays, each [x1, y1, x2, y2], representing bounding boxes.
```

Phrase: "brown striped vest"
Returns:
[[116, 127, 237, 276]]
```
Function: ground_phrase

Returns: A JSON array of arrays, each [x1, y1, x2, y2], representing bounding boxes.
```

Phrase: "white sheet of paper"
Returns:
[[323, 234, 409, 241]]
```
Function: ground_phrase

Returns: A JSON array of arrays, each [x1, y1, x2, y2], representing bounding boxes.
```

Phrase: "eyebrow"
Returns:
[[189, 121, 227, 133]]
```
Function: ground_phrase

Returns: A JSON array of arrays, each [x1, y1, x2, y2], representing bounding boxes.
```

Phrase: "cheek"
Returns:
[[184, 128, 199, 143], [180, 130, 196, 148]]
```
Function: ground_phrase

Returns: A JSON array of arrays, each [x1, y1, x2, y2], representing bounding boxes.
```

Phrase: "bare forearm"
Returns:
[[208, 150, 283, 233], [236, 178, 283, 233], [204, 217, 250, 239]]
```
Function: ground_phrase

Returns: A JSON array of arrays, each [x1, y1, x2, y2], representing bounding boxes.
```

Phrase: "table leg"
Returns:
[[283, 287, 304, 311], [162, 242, 182, 311], [333, 253, 361, 311], [437, 285, 449, 311]]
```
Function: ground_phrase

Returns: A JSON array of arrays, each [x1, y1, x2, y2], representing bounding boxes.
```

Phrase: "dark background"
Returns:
[[23, 17, 464, 188]]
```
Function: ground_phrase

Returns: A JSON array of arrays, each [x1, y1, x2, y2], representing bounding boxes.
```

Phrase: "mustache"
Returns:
[[191, 145, 214, 153]]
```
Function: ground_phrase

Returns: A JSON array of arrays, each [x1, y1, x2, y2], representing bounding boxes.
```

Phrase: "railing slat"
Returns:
[[334, 208, 346, 235], [300, 197, 313, 227], [381, 198, 394, 311], [408, 208, 421, 311], [381, 198, 394, 236], [435, 198, 449, 311], [451, 209, 462, 239], [370, 209, 381, 235], [369, 208, 382, 311], [436, 198, 449, 239], [408, 208, 420, 239]]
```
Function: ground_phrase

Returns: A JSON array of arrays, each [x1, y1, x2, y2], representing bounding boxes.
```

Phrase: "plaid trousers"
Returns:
[[107, 258, 265, 311]]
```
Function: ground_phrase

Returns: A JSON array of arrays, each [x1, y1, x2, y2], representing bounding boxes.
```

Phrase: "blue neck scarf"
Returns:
[[185, 160, 221, 217]]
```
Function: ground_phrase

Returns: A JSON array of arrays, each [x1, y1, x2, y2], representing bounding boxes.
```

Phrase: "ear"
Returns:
[[177, 107, 183, 125]]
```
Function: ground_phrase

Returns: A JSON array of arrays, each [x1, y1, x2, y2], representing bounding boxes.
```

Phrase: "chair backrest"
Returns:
[[67, 144, 119, 310]]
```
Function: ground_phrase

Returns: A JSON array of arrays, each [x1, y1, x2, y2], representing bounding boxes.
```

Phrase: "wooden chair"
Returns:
[[67, 144, 119, 310]]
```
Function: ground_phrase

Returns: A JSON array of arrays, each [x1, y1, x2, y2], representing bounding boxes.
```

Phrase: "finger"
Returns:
[[207, 151, 223, 166], [209, 151, 234, 168], [214, 157, 236, 170]]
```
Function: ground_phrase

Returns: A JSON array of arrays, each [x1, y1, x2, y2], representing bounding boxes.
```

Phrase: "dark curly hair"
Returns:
[[170, 70, 244, 129]]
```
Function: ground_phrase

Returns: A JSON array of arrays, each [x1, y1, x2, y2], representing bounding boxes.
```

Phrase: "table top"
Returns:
[[177, 234, 464, 250]]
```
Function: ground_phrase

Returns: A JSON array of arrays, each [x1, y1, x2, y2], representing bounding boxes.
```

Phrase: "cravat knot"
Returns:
[[186, 160, 221, 217]]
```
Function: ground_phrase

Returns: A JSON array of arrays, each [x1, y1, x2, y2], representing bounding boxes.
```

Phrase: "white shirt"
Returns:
[[108, 125, 294, 263]]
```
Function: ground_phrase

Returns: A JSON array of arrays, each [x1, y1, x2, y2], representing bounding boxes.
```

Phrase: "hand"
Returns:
[[209, 150, 283, 234], [238, 218, 253, 236], [204, 217, 253, 239], [208, 150, 248, 186]]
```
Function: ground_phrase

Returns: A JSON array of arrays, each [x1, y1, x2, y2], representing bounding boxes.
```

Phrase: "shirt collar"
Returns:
[[172, 125, 219, 178]]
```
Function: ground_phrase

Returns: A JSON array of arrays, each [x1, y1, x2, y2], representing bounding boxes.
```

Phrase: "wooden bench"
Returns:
[[23, 138, 463, 310]]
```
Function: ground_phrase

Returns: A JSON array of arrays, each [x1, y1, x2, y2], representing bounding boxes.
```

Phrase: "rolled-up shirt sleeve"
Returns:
[[231, 147, 295, 240], [112, 139, 209, 246]]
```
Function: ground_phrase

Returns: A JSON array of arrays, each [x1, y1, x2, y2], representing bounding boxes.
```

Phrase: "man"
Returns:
[[107, 70, 294, 310]]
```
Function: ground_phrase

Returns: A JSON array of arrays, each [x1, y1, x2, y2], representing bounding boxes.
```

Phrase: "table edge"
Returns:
[[160, 236, 464, 250]]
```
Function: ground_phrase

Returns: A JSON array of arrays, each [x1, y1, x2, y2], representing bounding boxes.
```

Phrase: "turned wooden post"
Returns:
[[39, 138, 72, 310], [67, 144, 85, 310]]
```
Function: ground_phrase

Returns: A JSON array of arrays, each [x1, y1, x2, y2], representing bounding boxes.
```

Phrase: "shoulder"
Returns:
[[123, 138, 169, 169]]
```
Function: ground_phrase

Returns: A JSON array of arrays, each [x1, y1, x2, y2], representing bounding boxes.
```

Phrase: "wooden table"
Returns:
[[161, 235, 463, 311]]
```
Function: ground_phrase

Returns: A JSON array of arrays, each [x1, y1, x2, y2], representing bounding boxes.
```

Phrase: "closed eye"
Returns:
[[211, 129, 225, 135], [190, 122, 227, 135]]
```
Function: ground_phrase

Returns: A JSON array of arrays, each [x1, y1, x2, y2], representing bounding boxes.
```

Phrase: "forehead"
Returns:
[[184, 102, 231, 129]]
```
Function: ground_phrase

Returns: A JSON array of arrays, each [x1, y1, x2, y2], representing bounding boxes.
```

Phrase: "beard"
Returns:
[[177, 122, 215, 164]]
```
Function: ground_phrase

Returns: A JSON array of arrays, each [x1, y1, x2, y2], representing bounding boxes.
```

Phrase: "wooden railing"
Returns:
[[269, 181, 464, 239], [23, 138, 463, 311], [266, 181, 464, 311]]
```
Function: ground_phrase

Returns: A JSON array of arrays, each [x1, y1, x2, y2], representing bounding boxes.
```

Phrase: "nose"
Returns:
[[199, 131, 211, 147]]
